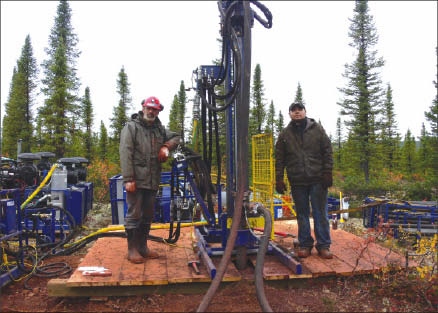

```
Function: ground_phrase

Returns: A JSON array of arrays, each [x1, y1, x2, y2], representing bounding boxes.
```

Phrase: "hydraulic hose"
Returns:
[[20, 163, 58, 209], [198, 1, 243, 112], [252, 204, 273, 312]]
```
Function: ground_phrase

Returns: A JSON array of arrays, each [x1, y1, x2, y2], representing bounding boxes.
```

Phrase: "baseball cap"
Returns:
[[289, 102, 306, 111]]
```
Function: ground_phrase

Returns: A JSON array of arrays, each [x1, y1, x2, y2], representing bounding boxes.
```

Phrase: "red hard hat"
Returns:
[[141, 96, 163, 111]]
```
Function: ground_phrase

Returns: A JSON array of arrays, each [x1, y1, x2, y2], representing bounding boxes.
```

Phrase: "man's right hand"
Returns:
[[275, 181, 286, 194], [125, 181, 136, 193]]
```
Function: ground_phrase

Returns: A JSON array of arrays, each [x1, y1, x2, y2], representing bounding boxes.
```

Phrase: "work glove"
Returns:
[[125, 181, 136, 193], [322, 171, 333, 188], [158, 144, 170, 163], [275, 180, 286, 194]]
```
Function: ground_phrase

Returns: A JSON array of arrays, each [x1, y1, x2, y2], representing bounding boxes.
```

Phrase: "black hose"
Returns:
[[249, 0, 273, 29], [253, 205, 273, 312], [198, 2, 243, 112]]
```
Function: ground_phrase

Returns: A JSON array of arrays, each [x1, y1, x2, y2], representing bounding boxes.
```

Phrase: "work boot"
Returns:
[[126, 229, 146, 264], [297, 247, 312, 258], [138, 224, 159, 259], [318, 247, 333, 259]]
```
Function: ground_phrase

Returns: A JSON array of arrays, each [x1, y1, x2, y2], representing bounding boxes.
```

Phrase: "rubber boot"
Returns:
[[138, 224, 159, 259], [126, 229, 146, 263]]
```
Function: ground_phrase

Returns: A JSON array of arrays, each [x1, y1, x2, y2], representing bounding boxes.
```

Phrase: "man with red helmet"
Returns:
[[119, 96, 180, 263]]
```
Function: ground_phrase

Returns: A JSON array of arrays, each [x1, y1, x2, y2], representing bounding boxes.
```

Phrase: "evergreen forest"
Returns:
[[2, 0, 437, 202]]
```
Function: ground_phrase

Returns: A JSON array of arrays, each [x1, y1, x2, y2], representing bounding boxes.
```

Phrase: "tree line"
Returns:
[[2, 0, 437, 200]]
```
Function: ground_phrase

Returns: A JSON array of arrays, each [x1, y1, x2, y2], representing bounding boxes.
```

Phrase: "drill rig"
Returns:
[[165, 1, 302, 311]]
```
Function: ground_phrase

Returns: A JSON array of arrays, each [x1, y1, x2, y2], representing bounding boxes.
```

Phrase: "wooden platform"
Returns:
[[48, 220, 412, 296]]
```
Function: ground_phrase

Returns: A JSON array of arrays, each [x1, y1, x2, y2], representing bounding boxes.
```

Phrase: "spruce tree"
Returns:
[[98, 120, 108, 161], [168, 94, 179, 133], [40, 0, 81, 158], [276, 110, 285, 138], [293, 82, 305, 106], [2, 68, 21, 157], [401, 129, 417, 179], [265, 100, 276, 135], [80, 87, 94, 160], [109, 66, 132, 162], [2, 36, 38, 157], [381, 83, 399, 171], [249, 64, 266, 136], [337, 0, 385, 183], [17, 35, 38, 152], [177, 80, 187, 143], [417, 123, 429, 175]]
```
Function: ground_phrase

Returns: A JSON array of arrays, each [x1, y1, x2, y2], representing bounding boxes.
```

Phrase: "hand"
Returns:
[[158, 145, 170, 163], [322, 171, 333, 188], [276, 181, 286, 194], [125, 181, 136, 193]]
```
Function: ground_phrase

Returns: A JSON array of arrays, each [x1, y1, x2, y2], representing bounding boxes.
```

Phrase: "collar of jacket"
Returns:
[[287, 117, 315, 132], [131, 111, 162, 128]]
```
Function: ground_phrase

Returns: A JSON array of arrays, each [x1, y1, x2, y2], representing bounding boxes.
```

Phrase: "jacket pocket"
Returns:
[[306, 156, 323, 176]]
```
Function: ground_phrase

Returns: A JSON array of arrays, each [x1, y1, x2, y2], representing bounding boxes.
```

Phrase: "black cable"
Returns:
[[198, 1, 243, 112], [250, 0, 273, 29], [18, 203, 78, 289], [212, 0, 241, 87]]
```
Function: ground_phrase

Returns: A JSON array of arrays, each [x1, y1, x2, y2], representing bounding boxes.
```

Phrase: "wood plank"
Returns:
[[48, 278, 218, 297], [141, 238, 169, 286], [67, 237, 125, 287], [273, 222, 338, 277], [329, 229, 380, 274], [299, 254, 337, 277], [262, 255, 294, 280], [212, 258, 241, 282], [63, 220, 413, 291], [184, 247, 211, 283], [332, 229, 408, 270]]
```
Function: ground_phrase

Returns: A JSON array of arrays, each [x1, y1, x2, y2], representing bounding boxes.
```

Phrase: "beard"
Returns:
[[144, 114, 156, 123]]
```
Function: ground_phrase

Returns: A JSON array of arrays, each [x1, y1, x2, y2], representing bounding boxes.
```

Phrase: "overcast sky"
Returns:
[[1, 1, 437, 141]]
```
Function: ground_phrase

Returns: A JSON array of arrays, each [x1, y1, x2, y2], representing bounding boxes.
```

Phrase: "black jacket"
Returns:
[[275, 117, 333, 186]]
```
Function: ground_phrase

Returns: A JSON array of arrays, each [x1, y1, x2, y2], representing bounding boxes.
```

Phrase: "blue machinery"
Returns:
[[363, 197, 438, 239], [186, 0, 302, 285], [0, 189, 23, 287], [1, 158, 93, 287], [110, 170, 196, 225]]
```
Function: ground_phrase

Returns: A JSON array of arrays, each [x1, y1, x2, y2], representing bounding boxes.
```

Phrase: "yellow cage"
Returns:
[[251, 133, 296, 223]]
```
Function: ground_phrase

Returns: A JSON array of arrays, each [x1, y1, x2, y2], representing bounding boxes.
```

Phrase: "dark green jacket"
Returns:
[[275, 117, 333, 186], [119, 112, 180, 190]]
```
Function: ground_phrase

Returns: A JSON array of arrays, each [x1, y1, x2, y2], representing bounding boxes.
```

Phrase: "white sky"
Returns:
[[1, 1, 437, 140]]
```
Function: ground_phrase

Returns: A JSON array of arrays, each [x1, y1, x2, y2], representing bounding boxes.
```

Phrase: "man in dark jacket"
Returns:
[[275, 101, 333, 259], [120, 96, 180, 263]]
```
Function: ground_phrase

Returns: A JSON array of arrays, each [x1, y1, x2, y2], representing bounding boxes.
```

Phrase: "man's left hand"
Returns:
[[158, 145, 170, 163], [322, 171, 333, 188]]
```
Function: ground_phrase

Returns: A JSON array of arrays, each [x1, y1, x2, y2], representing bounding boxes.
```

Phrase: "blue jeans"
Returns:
[[291, 184, 331, 250]]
